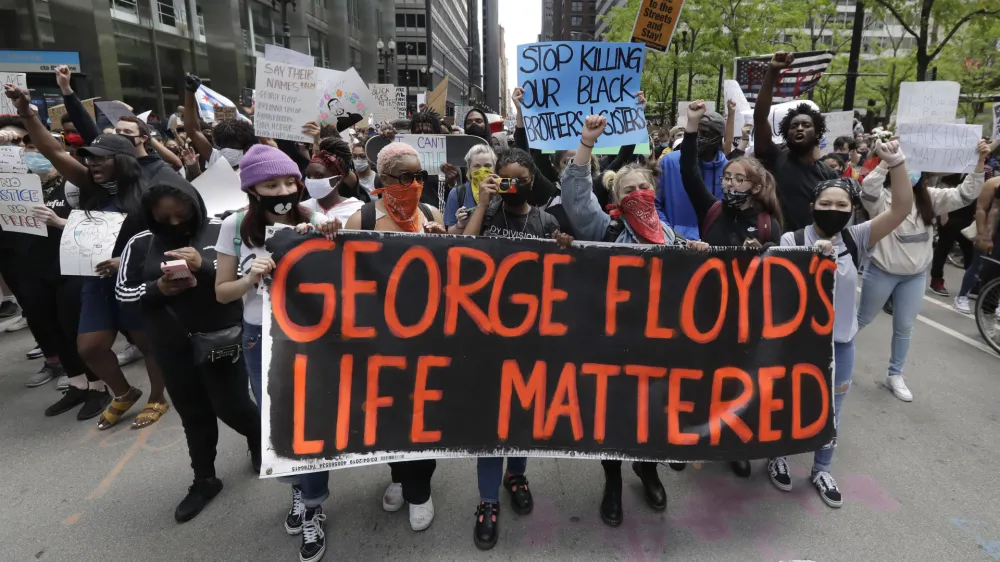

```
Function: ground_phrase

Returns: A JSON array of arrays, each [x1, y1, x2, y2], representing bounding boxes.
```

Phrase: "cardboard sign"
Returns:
[[992, 103, 1000, 141], [0, 72, 27, 115], [47, 98, 98, 131], [264, 43, 314, 68], [368, 84, 401, 125], [0, 146, 27, 173], [896, 81, 960, 125], [316, 68, 375, 131], [517, 42, 647, 151], [630, 0, 685, 52], [821, 111, 855, 151], [454, 105, 473, 128], [214, 106, 238, 122], [191, 158, 247, 215], [254, 59, 318, 142], [676, 101, 716, 128], [259, 231, 836, 477], [426, 77, 449, 116], [898, 123, 983, 173], [95, 101, 135, 125], [395, 134, 448, 177], [0, 173, 47, 236], [137, 110, 152, 123], [59, 210, 126, 275], [724, 79, 752, 137]]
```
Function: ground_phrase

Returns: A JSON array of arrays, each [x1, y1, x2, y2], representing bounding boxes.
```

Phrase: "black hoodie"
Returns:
[[115, 170, 242, 343]]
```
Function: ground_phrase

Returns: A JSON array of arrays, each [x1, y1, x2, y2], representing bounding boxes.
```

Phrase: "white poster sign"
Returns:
[[369, 83, 402, 125], [821, 111, 855, 151], [991, 102, 1000, 140], [191, 159, 247, 216], [264, 44, 314, 68], [316, 68, 376, 131], [0, 173, 47, 236], [676, 101, 716, 128], [0, 146, 27, 173], [454, 105, 473, 129], [59, 210, 126, 276], [897, 81, 960, 125], [395, 87, 407, 119], [395, 134, 447, 177], [0, 72, 27, 115], [724, 80, 752, 136], [898, 123, 983, 174], [254, 59, 318, 142]]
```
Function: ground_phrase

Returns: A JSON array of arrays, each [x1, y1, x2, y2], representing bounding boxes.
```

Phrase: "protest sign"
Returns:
[[59, 210, 126, 275], [898, 123, 982, 174], [416, 92, 426, 110], [264, 43, 314, 67], [993, 103, 1000, 141], [896, 81, 960, 125], [0, 72, 27, 114], [368, 84, 401, 125], [517, 42, 647, 151], [191, 159, 247, 215], [0, 173, 46, 236], [676, 101, 716, 128], [395, 134, 448, 177], [48, 98, 98, 131], [454, 105, 473, 129], [0, 146, 27, 173], [427, 77, 449, 116], [137, 110, 152, 123], [95, 101, 135, 125], [630, 0, 685, 52], [214, 106, 238, 122], [821, 111, 854, 150], [317, 68, 375, 131], [365, 134, 487, 170], [724, 79, 752, 137], [259, 231, 836, 477], [254, 59, 318, 143], [395, 87, 407, 118]]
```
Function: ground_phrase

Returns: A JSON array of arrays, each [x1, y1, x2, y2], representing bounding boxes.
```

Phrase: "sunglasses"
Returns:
[[386, 169, 429, 186], [84, 155, 112, 166]]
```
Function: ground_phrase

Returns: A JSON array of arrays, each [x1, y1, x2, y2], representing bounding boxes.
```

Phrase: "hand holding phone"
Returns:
[[161, 259, 192, 280]]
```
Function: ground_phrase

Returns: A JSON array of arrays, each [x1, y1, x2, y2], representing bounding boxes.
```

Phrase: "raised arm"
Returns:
[[859, 161, 889, 216], [149, 136, 183, 169], [55, 65, 100, 144], [723, 99, 737, 156], [604, 91, 646, 173], [868, 140, 914, 246], [512, 86, 560, 184], [753, 52, 794, 157], [560, 115, 611, 242], [3, 85, 90, 187], [680, 101, 719, 221], [182, 74, 215, 162]]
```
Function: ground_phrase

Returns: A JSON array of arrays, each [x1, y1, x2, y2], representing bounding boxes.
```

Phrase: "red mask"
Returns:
[[618, 189, 664, 244], [372, 182, 424, 232]]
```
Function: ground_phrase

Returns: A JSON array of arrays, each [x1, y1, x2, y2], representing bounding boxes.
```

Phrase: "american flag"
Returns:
[[735, 51, 834, 103]]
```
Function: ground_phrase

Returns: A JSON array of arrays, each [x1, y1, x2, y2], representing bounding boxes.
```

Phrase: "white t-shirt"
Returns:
[[302, 197, 364, 224], [357, 173, 376, 195], [215, 210, 326, 325]]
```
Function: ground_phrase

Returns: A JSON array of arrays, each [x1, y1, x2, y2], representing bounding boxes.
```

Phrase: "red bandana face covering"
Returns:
[[372, 182, 424, 232], [618, 189, 664, 244]]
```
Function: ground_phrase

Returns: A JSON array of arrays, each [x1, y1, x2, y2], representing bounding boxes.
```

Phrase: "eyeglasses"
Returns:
[[385, 169, 428, 186], [84, 155, 111, 166], [722, 175, 748, 187]]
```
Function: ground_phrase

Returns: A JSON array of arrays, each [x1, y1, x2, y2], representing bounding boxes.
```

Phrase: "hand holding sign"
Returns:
[[32, 205, 65, 229], [976, 139, 991, 163], [874, 139, 905, 168]]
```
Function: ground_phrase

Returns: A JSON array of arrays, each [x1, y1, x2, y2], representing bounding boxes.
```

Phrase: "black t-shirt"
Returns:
[[757, 145, 838, 231], [9, 175, 73, 279], [482, 200, 560, 240], [703, 206, 782, 247]]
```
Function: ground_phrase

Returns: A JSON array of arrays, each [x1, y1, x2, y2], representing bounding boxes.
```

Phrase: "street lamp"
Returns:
[[270, 0, 296, 48], [377, 39, 396, 84]]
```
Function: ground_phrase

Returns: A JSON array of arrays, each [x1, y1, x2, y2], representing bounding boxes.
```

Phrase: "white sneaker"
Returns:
[[55, 375, 70, 390], [408, 497, 434, 531], [4, 316, 27, 332], [954, 296, 972, 314], [116, 344, 142, 366], [382, 483, 403, 512], [883, 375, 913, 402]]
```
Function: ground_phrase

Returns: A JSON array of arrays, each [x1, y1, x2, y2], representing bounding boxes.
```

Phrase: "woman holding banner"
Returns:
[[855, 140, 992, 403], [772, 139, 913, 508]]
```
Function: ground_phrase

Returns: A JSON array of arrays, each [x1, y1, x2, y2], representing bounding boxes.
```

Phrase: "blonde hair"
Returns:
[[602, 163, 657, 203], [376, 142, 419, 176], [724, 157, 783, 226], [464, 144, 496, 168]]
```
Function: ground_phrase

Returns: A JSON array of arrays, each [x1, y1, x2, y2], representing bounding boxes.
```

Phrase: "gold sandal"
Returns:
[[97, 387, 143, 430], [131, 401, 169, 429]]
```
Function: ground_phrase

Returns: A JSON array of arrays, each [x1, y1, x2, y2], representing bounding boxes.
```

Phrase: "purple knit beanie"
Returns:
[[239, 144, 302, 192]]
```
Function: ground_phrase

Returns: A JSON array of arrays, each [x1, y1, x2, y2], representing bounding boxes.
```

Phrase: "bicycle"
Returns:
[[974, 256, 1000, 355]]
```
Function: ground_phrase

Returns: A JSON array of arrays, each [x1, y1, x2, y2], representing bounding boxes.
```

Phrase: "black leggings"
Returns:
[[389, 460, 436, 504], [931, 214, 974, 279], [601, 459, 659, 485], [17, 275, 97, 381], [154, 342, 260, 480]]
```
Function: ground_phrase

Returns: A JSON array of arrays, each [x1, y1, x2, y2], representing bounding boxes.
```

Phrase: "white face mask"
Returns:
[[304, 176, 338, 200], [220, 147, 244, 168], [353, 158, 369, 172]]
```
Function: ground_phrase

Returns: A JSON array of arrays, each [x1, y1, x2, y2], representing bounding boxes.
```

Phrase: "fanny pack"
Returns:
[[163, 305, 243, 366]]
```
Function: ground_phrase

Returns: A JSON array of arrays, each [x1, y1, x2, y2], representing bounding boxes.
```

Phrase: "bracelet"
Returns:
[[581, 140, 594, 148], [887, 160, 906, 169]]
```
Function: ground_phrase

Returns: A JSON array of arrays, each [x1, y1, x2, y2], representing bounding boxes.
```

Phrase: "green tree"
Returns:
[[936, 19, 1000, 122]]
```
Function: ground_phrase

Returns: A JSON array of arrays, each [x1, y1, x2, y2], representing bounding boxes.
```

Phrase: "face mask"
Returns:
[[618, 189, 665, 244], [23, 152, 53, 174], [470, 167, 493, 206], [466, 124, 488, 139], [697, 135, 720, 157], [304, 176, 338, 200], [371, 182, 424, 232], [256, 191, 300, 215], [353, 158, 369, 173], [500, 189, 529, 207], [152, 220, 195, 245], [101, 181, 118, 195], [722, 187, 752, 209], [813, 209, 853, 237], [220, 148, 244, 168]]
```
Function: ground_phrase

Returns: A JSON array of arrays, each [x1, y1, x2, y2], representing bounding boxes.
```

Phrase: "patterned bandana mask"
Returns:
[[618, 189, 664, 244], [372, 181, 424, 232]]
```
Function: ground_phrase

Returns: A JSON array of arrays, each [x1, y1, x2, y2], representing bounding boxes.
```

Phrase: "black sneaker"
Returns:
[[768, 457, 793, 491], [0, 301, 20, 319], [502, 473, 533, 515], [473, 501, 500, 550], [77, 389, 111, 421], [249, 442, 261, 474], [285, 485, 306, 535], [26, 345, 43, 359], [668, 462, 686, 471], [929, 278, 949, 296], [731, 460, 751, 478], [299, 506, 326, 562], [174, 477, 223, 523], [45, 386, 90, 417], [811, 471, 843, 508]]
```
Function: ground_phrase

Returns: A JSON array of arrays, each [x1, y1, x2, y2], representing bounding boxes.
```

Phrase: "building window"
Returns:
[[416, 14, 425, 28], [571, 16, 582, 25], [572, 1, 582, 11], [157, 0, 177, 27], [309, 28, 329, 68], [250, 1, 274, 52], [350, 47, 362, 69], [396, 13, 405, 27], [406, 14, 416, 27], [111, 0, 137, 15]]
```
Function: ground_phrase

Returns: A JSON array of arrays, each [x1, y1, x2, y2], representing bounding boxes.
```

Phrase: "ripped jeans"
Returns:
[[812, 340, 855, 474]]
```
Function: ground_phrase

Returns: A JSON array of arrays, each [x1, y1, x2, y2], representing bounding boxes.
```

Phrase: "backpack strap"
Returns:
[[456, 183, 467, 209], [757, 212, 772, 242], [793, 228, 805, 247], [233, 211, 245, 264], [702, 200, 723, 235], [603, 219, 627, 242], [419, 203, 435, 222], [361, 201, 377, 231], [841, 228, 860, 268]]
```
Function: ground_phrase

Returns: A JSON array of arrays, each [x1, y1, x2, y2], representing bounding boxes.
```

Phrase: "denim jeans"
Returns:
[[960, 251, 982, 297], [813, 340, 855, 473], [856, 263, 926, 377], [242, 321, 329, 506], [477, 457, 527, 502]]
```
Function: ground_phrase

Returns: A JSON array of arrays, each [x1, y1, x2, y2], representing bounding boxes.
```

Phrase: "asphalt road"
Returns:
[[1, 264, 998, 562]]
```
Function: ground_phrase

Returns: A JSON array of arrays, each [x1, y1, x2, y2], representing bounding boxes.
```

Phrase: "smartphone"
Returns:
[[240, 87, 254, 107], [497, 178, 520, 194], [161, 259, 191, 280]]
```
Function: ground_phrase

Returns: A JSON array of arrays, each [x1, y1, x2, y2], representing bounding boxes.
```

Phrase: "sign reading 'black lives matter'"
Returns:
[[259, 231, 836, 477]]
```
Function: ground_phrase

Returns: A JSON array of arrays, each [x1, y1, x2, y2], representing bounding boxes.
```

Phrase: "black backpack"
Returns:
[[794, 228, 859, 268]]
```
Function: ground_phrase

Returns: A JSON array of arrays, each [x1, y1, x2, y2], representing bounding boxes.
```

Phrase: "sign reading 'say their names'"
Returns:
[[254, 59, 318, 143], [517, 42, 648, 151]]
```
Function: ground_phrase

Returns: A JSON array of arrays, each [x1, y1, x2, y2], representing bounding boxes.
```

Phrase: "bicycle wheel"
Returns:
[[974, 277, 1000, 354]]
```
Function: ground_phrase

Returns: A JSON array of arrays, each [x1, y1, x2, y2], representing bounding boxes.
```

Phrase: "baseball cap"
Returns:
[[77, 134, 136, 158]]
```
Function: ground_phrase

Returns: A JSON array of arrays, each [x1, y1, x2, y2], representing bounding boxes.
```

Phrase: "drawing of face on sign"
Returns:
[[322, 92, 364, 132], [73, 216, 116, 255]]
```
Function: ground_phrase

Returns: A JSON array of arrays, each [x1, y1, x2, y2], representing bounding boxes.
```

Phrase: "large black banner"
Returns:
[[260, 230, 835, 477]]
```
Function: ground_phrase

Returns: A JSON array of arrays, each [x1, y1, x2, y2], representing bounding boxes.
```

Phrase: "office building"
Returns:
[[499, 25, 508, 117], [467, 0, 483, 106], [539, 0, 554, 42], [480, 0, 500, 112], [0, 0, 394, 122], [544, 0, 598, 42], [595, 0, 627, 39]]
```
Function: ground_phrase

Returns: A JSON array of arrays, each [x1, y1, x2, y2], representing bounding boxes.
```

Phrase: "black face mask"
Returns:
[[500, 187, 530, 207], [466, 124, 489, 140], [151, 219, 196, 246], [257, 192, 300, 215], [813, 209, 853, 237]]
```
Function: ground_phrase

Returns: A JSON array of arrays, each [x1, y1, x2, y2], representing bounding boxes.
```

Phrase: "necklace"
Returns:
[[501, 206, 531, 235]]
